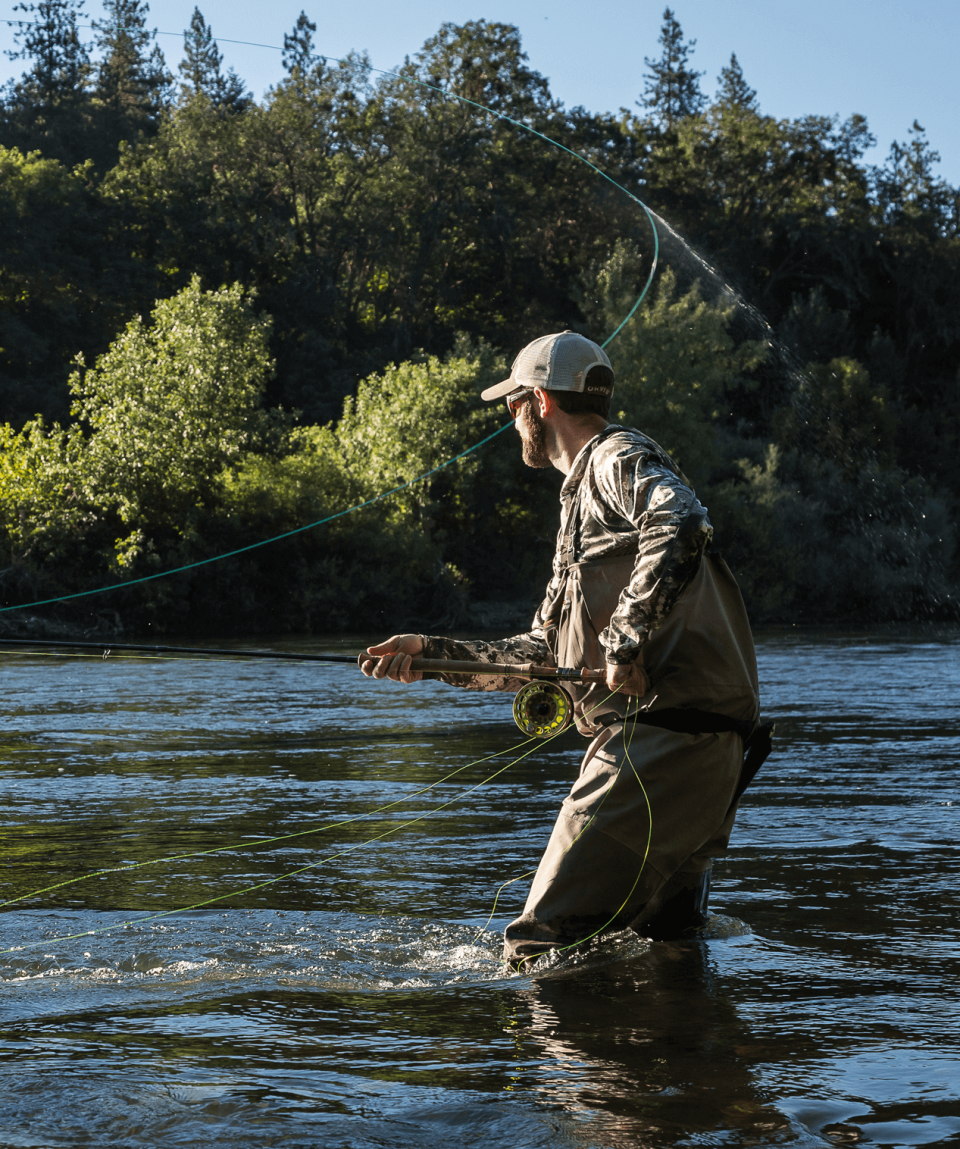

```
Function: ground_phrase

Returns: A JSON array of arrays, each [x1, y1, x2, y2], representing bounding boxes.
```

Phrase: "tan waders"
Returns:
[[503, 551, 760, 967]]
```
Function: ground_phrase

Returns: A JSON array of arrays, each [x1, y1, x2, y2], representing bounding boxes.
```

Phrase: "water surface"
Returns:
[[1, 629, 958, 1147]]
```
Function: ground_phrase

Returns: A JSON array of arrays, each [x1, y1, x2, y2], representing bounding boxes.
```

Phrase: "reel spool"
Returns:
[[513, 680, 573, 738]]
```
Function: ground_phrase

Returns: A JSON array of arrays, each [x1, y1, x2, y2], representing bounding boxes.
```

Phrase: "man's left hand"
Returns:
[[606, 659, 650, 696]]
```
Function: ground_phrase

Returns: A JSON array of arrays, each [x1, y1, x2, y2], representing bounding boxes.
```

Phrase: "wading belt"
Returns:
[[598, 707, 775, 814]]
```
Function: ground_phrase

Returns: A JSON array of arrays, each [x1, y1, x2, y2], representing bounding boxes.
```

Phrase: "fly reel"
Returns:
[[512, 680, 573, 738]]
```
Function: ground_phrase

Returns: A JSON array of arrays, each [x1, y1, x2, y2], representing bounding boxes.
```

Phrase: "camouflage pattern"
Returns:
[[423, 424, 712, 687]]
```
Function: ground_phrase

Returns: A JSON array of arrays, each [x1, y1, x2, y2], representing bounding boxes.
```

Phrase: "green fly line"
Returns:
[[2, 692, 613, 955], [0, 725, 543, 911], [0, 44, 660, 619]]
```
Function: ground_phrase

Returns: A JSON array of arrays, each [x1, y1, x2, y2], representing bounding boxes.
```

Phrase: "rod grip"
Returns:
[[357, 652, 605, 681]]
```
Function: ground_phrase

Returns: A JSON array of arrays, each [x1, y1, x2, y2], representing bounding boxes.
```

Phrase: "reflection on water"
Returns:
[[1, 628, 959, 1147]]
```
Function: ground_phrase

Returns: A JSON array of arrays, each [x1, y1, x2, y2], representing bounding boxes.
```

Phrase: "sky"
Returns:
[[2, 0, 958, 185]]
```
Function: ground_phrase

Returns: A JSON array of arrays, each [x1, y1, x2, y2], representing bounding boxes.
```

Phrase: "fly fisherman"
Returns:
[[361, 331, 762, 969]]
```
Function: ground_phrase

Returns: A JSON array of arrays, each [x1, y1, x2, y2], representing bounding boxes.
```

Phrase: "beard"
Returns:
[[519, 403, 551, 468]]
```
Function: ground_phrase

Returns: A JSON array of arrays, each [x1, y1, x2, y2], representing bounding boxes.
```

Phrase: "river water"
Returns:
[[1, 628, 958, 1148]]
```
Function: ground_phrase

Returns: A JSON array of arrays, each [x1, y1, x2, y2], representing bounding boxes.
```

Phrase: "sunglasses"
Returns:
[[506, 389, 532, 419]]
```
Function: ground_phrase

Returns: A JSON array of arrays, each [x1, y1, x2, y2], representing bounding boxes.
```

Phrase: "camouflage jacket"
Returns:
[[422, 424, 712, 691]]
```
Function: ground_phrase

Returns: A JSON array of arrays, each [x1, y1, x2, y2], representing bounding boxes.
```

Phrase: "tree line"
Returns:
[[0, 4, 957, 635]]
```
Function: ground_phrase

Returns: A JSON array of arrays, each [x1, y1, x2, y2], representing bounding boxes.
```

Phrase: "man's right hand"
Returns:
[[360, 634, 424, 683]]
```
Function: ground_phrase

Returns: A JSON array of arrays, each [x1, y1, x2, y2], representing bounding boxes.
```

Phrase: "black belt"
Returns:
[[598, 707, 775, 814], [598, 706, 753, 739]]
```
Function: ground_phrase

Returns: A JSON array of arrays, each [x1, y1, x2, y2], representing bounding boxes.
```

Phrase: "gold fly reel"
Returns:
[[512, 680, 573, 738]]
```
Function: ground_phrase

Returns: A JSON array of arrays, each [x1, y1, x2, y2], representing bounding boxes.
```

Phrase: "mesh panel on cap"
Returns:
[[512, 331, 611, 392], [553, 337, 593, 390], [514, 335, 556, 384]]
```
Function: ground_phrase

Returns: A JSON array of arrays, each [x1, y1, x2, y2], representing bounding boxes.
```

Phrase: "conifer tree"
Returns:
[[4, 0, 90, 107], [282, 11, 318, 76], [0, 0, 94, 163], [715, 52, 758, 112], [93, 0, 172, 128], [640, 7, 704, 128], [178, 7, 249, 111]]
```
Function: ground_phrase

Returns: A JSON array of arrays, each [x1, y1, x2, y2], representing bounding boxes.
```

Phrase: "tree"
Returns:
[[0, 143, 155, 428], [0, 0, 94, 163], [776, 357, 895, 476], [178, 7, 250, 112], [640, 8, 705, 128], [715, 53, 757, 112], [93, 0, 172, 136], [282, 11, 317, 77], [873, 120, 959, 237], [4, 0, 90, 107], [588, 245, 767, 484], [334, 337, 500, 522], [68, 276, 276, 545]]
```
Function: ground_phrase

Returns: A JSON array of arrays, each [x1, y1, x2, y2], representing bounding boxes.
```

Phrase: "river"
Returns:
[[1, 627, 958, 1147]]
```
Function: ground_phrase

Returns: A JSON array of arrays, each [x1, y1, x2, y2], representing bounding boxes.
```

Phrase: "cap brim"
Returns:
[[480, 378, 521, 402]]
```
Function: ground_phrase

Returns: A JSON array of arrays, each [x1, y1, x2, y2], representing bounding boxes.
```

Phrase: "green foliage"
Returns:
[[69, 276, 276, 539], [0, 414, 107, 613], [0, 415, 86, 554], [710, 446, 955, 622], [334, 337, 501, 516], [714, 54, 757, 113], [0, 144, 137, 425], [177, 7, 249, 111], [204, 426, 429, 633], [92, 0, 172, 135], [6, 0, 90, 109], [776, 357, 896, 476], [0, 0, 171, 168]]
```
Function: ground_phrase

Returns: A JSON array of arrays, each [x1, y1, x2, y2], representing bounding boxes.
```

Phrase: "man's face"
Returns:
[[514, 392, 551, 468]]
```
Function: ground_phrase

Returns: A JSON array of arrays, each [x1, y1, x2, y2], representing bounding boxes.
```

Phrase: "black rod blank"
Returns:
[[0, 637, 359, 663]]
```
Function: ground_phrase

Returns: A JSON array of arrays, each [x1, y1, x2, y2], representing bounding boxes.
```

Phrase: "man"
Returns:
[[361, 330, 760, 968]]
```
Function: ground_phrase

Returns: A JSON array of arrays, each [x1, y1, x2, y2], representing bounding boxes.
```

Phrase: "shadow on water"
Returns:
[[1, 628, 959, 1146]]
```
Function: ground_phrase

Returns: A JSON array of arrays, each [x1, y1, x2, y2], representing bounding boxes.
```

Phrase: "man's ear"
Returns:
[[534, 387, 555, 418]]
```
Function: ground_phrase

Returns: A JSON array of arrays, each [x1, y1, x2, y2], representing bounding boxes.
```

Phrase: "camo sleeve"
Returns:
[[420, 613, 555, 694]]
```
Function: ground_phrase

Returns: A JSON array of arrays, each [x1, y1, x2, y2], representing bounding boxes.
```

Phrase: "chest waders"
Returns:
[[503, 448, 769, 967]]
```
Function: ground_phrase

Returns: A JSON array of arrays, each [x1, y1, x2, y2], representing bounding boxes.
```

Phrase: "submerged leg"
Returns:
[[630, 867, 711, 940], [503, 723, 741, 968]]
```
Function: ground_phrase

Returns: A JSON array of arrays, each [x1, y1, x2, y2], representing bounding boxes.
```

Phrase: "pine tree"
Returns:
[[0, 0, 94, 163], [715, 53, 758, 112], [5, 0, 90, 107], [282, 11, 318, 76], [93, 0, 172, 130], [640, 7, 704, 128], [178, 7, 249, 111]]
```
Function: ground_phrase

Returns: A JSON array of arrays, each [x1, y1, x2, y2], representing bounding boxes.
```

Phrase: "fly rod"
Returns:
[[0, 636, 600, 736], [0, 637, 605, 681]]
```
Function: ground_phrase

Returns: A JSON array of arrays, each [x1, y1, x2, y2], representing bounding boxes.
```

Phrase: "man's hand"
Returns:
[[360, 634, 424, 683], [606, 658, 650, 697]]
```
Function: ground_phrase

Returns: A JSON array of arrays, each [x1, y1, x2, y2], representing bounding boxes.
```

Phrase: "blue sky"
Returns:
[[2, 0, 958, 184]]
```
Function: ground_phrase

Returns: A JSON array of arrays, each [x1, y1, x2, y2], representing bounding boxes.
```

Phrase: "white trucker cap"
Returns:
[[481, 330, 614, 402]]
